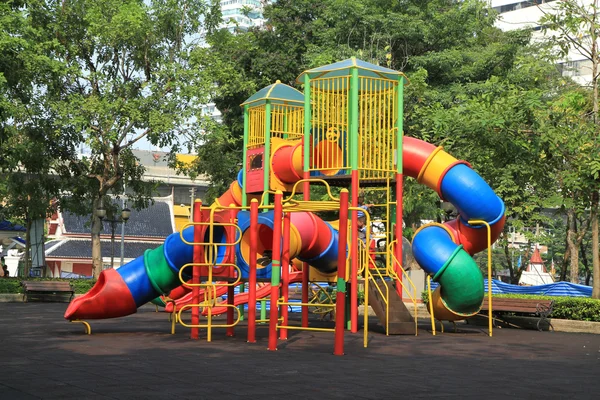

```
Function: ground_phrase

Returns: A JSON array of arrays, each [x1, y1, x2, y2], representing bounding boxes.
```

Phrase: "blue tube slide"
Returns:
[[412, 225, 458, 276], [439, 163, 504, 226]]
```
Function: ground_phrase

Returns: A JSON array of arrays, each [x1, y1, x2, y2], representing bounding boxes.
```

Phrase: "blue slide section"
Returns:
[[116, 256, 155, 307], [440, 163, 504, 226], [412, 225, 458, 276]]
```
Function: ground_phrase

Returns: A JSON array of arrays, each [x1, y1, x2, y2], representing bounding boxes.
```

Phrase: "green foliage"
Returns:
[[494, 294, 600, 322], [421, 291, 600, 322], [0, 278, 23, 294]]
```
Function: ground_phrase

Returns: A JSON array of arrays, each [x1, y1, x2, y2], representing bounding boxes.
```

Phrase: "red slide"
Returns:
[[202, 271, 302, 316]]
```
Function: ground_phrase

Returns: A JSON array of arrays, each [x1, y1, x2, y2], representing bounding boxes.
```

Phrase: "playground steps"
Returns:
[[368, 280, 415, 335]]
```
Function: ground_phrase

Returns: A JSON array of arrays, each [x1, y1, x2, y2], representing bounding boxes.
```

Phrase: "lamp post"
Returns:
[[96, 207, 131, 269]]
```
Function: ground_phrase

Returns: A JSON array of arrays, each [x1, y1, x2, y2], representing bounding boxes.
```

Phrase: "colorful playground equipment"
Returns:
[[65, 58, 505, 354]]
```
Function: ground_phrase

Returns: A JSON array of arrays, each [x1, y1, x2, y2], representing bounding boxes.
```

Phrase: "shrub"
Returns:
[[421, 292, 600, 322], [0, 278, 24, 294]]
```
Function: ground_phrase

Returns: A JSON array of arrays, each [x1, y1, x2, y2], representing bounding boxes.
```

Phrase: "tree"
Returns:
[[539, 0, 600, 297], [4, 0, 220, 278], [1, 0, 82, 276]]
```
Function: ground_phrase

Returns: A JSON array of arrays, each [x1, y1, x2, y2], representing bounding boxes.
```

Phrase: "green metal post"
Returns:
[[242, 104, 250, 208], [263, 100, 272, 206], [303, 74, 311, 176], [349, 64, 360, 333]]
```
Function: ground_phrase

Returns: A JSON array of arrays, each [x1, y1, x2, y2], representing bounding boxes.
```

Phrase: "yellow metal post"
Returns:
[[426, 275, 436, 336], [468, 219, 493, 337]]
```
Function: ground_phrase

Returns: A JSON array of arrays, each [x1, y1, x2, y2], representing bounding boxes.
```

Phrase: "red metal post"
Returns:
[[247, 199, 259, 343], [280, 212, 291, 340], [268, 191, 283, 351], [334, 189, 349, 355], [350, 170, 358, 333], [302, 171, 310, 327], [395, 174, 404, 297], [191, 199, 203, 340]]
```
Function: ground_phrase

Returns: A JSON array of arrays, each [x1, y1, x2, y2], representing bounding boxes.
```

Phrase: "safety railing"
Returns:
[[387, 240, 418, 336]]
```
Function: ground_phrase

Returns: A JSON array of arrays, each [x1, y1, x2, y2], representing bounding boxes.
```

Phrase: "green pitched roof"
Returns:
[[296, 57, 408, 89], [241, 80, 304, 107]]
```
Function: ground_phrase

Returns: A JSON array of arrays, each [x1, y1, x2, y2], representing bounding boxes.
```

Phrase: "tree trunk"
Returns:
[[560, 214, 570, 281], [91, 197, 103, 279], [503, 241, 517, 284], [24, 216, 32, 277], [567, 208, 580, 283], [592, 191, 600, 298]]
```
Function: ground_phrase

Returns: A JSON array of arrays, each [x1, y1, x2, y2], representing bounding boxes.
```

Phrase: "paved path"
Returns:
[[0, 303, 599, 399]]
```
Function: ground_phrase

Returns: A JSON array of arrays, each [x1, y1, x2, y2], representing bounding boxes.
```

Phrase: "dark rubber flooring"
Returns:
[[1, 302, 599, 399]]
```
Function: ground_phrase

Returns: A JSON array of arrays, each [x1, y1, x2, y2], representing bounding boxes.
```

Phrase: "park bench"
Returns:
[[480, 297, 554, 332], [21, 281, 74, 303]]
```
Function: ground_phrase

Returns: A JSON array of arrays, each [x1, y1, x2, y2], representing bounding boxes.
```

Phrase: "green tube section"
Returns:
[[144, 245, 181, 298], [432, 246, 484, 316]]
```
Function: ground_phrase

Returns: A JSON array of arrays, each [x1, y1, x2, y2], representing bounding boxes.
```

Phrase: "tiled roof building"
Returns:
[[45, 196, 182, 278]]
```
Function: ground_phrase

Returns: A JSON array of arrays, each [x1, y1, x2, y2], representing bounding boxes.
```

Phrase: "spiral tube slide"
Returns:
[[235, 210, 340, 279], [405, 137, 505, 320]]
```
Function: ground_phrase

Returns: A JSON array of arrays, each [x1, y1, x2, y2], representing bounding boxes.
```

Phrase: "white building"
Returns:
[[220, 0, 265, 32], [490, 0, 594, 86], [200, 1, 269, 122], [519, 247, 555, 285]]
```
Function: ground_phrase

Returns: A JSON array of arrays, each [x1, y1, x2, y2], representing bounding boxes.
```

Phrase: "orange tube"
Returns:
[[272, 141, 304, 183]]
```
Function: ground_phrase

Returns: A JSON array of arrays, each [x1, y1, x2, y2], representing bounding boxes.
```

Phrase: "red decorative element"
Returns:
[[64, 269, 137, 320], [530, 247, 544, 264], [246, 147, 265, 193]]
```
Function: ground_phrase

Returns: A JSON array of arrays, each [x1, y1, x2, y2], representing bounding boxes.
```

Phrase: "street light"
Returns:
[[96, 206, 131, 269]]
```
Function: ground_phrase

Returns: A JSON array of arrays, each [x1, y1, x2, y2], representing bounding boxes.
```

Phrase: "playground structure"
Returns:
[[64, 58, 505, 354]]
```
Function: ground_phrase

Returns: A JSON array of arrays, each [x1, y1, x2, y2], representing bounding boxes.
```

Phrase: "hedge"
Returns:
[[421, 292, 600, 322], [0, 278, 96, 294]]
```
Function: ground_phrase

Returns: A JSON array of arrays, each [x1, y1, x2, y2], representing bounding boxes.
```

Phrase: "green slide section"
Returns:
[[151, 297, 166, 307], [433, 246, 484, 316], [144, 245, 181, 296]]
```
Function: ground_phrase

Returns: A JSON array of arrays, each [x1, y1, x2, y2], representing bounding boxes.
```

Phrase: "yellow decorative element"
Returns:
[[285, 178, 339, 202], [411, 222, 457, 245], [173, 204, 191, 232], [175, 154, 197, 166], [468, 219, 493, 337], [417, 146, 457, 192], [70, 320, 91, 335]]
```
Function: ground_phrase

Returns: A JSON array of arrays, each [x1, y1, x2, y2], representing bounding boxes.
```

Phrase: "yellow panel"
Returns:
[[176, 154, 197, 166], [308, 76, 351, 174], [357, 76, 397, 180]]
